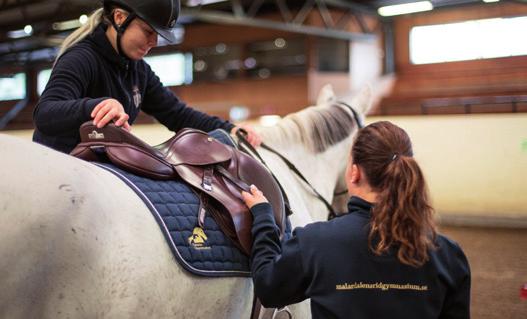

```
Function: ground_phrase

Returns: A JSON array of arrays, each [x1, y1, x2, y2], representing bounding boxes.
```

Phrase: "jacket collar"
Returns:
[[347, 196, 373, 218], [88, 23, 130, 70]]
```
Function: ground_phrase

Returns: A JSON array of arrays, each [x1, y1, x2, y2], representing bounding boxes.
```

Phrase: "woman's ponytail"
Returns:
[[369, 156, 436, 267], [352, 121, 437, 267], [55, 8, 104, 62]]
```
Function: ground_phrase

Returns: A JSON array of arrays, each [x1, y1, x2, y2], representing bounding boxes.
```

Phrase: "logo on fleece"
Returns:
[[132, 85, 142, 108]]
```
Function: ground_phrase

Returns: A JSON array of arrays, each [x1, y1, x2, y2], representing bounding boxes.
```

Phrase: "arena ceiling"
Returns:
[[0, 0, 524, 67]]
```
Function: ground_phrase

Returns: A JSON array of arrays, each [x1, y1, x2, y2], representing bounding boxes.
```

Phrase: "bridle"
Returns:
[[236, 100, 364, 220], [330, 101, 365, 199]]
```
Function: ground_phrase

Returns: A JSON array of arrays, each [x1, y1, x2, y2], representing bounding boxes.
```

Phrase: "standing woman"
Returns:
[[243, 121, 470, 319], [33, 0, 260, 153]]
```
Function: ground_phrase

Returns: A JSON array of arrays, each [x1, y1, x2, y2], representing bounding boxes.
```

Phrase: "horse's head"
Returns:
[[322, 84, 374, 213], [258, 84, 373, 223]]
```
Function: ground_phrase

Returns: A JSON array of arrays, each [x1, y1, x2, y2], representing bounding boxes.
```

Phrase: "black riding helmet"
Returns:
[[103, 0, 180, 57]]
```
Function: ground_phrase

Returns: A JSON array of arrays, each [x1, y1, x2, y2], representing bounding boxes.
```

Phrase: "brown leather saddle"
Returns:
[[70, 122, 286, 255]]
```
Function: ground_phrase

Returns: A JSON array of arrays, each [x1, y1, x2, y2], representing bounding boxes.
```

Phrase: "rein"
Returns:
[[333, 189, 348, 197], [236, 100, 364, 221], [236, 129, 335, 216], [236, 130, 295, 217]]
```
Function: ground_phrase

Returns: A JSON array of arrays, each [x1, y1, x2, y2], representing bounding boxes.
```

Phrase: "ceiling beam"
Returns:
[[182, 9, 376, 41], [323, 0, 376, 15]]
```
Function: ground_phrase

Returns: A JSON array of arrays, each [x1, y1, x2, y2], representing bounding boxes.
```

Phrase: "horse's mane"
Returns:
[[259, 103, 356, 153]]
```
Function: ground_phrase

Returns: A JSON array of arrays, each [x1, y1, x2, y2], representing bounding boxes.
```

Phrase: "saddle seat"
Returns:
[[71, 122, 286, 255]]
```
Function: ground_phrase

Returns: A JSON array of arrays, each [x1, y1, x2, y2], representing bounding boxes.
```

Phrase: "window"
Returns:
[[144, 53, 193, 86], [317, 38, 349, 72], [410, 16, 527, 64], [38, 69, 52, 95], [0, 73, 26, 101]]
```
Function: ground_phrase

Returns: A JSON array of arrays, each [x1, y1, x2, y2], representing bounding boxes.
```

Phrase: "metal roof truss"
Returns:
[[182, 0, 376, 41]]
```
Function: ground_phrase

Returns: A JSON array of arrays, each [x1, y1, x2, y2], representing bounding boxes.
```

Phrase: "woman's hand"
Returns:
[[231, 124, 262, 147], [241, 185, 268, 209], [91, 98, 131, 131]]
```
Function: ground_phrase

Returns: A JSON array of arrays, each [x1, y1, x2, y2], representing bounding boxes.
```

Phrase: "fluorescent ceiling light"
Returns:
[[482, 0, 499, 3], [7, 25, 32, 39], [79, 15, 88, 24], [186, 0, 228, 7], [52, 19, 81, 31], [378, 1, 433, 17], [24, 25, 33, 34]]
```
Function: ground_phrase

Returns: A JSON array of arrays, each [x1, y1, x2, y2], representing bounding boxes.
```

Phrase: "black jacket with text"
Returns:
[[250, 196, 471, 319], [33, 24, 234, 153]]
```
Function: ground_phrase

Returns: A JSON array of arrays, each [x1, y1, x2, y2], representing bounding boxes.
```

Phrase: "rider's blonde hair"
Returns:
[[55, 8, 104, 61]]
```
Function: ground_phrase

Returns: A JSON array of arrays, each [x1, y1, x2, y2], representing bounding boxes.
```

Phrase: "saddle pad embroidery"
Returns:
[[97, 162, 252, 277]]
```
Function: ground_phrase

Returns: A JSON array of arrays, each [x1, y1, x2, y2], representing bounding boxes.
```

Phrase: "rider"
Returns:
[[33, 0, 261, 153], [242, 121, 471, 319]]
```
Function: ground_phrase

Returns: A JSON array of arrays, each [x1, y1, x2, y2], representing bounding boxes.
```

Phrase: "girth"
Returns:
[[71, 122, 286, 255]]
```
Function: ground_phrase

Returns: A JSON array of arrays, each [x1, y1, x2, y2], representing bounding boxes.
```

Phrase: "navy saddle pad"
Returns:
[[94, 129, 290, 277]]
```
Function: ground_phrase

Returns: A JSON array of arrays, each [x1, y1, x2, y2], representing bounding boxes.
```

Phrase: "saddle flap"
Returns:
[[229, 151, 286, 233], [106, 145, 174, 179], [161, 129, 233, 166], [173, 163, 254, 255], [73, 122, 173, 179]]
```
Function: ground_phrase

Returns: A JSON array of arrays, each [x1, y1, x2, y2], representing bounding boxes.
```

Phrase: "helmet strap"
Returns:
[[110, 11, 136, 59]]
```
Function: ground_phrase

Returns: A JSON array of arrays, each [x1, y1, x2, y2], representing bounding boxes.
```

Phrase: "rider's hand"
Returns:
[[91, 98, 131, 131], [231, 124, 262, 147], [241, 185, 268, 209]]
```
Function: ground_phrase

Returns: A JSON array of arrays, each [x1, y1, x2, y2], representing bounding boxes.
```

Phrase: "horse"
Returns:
[[0, 85, 372, 318]]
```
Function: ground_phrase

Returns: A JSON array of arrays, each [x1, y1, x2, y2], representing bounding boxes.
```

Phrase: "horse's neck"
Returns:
[[260, 138, 351, 225]]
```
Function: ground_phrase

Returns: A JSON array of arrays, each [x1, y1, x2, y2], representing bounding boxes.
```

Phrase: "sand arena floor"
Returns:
[[440, 226, 527, 319]]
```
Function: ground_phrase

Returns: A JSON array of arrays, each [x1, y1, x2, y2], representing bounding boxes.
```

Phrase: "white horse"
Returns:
[[0, 85, 371, 319]]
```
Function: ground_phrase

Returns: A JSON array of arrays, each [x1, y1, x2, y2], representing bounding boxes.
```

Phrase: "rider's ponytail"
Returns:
[[56, 8, 104, 61], [351, 121, 436, 267]]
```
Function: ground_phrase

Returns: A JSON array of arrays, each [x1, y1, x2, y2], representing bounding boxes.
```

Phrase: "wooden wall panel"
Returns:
[[171, 75, 308, 120]]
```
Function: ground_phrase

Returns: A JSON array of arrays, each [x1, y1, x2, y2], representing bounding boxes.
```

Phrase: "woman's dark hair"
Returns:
[[351, 121, 436, 267]]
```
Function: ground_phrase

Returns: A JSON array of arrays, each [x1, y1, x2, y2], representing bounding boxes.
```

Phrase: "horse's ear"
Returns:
[[316, 84, 337, 106], [349, 85, 373, 115]]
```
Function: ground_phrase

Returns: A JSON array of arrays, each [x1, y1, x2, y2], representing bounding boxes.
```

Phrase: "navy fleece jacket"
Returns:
[[33, 24, 234, 153], [250, 197, 471, 319]]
